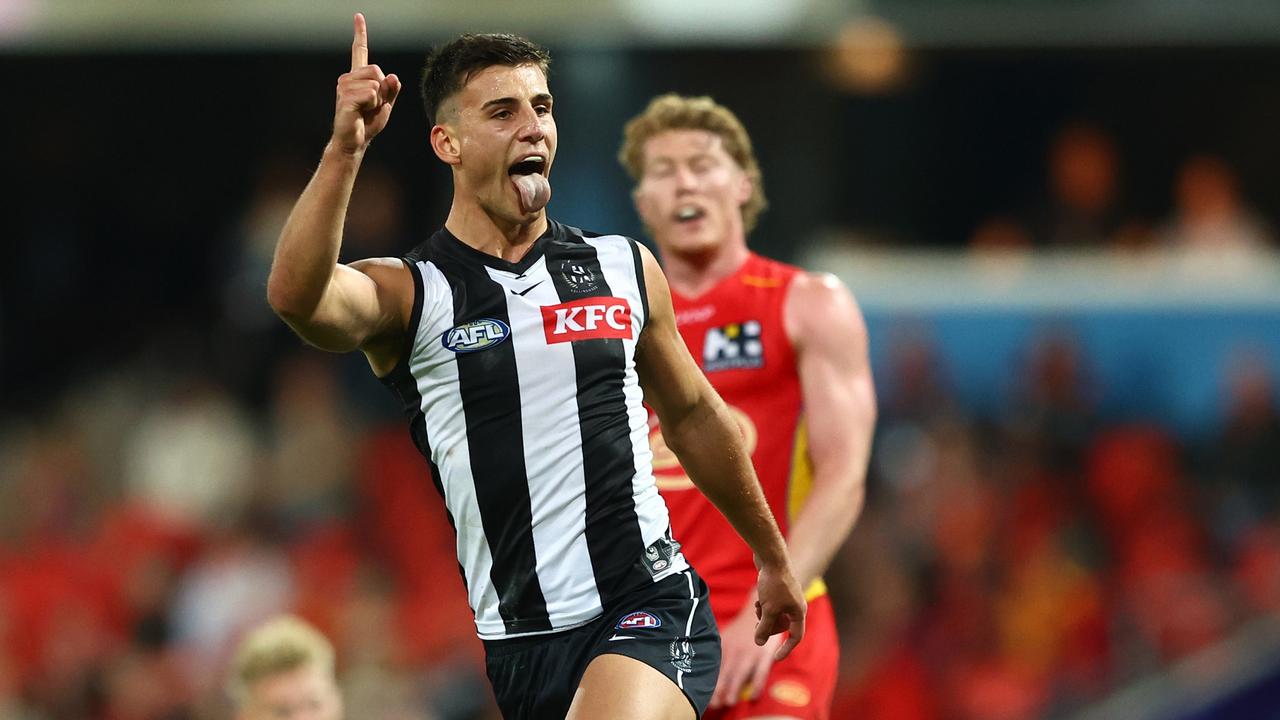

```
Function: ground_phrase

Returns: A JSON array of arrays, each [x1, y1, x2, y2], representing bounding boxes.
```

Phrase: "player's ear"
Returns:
[[431, 124, 461, 166], [734, 170, 753, 206]]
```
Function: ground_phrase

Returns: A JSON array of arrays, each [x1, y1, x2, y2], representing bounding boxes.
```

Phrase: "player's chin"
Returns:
[[669, 224, 719, 253]]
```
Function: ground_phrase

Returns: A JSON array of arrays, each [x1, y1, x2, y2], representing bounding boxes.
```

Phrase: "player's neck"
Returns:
[[660, 240, 750, 298], [445, 199, 548, 264]]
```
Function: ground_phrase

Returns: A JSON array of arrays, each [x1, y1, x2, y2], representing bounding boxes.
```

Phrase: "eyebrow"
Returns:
[[481, 93, 554, 112]]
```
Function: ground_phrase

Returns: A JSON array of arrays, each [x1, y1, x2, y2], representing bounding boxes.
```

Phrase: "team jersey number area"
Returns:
[[542, 297, 633, 344]]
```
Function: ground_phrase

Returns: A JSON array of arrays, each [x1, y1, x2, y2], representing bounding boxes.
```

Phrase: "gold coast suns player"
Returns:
[[621, 95, 877, 720]]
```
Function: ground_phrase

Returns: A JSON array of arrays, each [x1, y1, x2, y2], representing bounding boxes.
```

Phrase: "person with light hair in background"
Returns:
[[620, 95, 877, 720], [227, 615, 343, 720]]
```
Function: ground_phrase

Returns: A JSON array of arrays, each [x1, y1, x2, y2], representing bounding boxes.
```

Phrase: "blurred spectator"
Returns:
[[267, 353, 355, 529], [122, 376, 258, 531], [1026, 123, 1147, 248], [969, 215, 1032, 252], [1002, 331, 1099, 475], [342, 163, 411, 260], [227, 615, 342, 720], [216, 156, 312, 411], [170, 513, 296, 696], [1202, 351, 1280, 545], [1159, 154, 1276, 275]]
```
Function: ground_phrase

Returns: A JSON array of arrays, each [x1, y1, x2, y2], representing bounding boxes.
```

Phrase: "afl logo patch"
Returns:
[[441, 319, 510, 353], [616, 611, 661, 630]]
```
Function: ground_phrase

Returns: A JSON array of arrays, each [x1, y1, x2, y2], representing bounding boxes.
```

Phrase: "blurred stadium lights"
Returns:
[[824, 16, 909, 94], [619, 0, 815, 43], [4, 0, 1280, 49]]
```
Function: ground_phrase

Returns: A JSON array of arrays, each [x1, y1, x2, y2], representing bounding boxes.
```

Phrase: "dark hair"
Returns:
[[419, 33, 552, 125]]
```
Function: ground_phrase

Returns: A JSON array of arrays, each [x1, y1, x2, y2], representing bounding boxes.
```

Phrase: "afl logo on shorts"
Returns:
[[441, 319, 510, 353], [616, 611, 661, 630]]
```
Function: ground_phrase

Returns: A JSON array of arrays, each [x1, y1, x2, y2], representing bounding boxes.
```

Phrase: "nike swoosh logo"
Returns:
[[511, 281, 543, 296], [608, 635, 637, 641]]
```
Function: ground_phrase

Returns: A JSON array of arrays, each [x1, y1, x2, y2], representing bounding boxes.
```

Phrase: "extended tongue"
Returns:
[[513, 173, 551, 214]]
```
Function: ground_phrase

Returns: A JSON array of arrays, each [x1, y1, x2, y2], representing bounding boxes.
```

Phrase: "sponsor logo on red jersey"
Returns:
[[702, 319, 764, 371], [542, 297, 632, 344]]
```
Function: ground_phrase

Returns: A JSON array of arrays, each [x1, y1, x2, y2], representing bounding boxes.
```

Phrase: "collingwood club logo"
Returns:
[[670, 637, 695, 673], [558, 260, 599, 293]]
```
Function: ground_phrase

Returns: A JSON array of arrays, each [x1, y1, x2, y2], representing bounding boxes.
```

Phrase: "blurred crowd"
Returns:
[[968, 122, 1276, 270], [1, 122, 1278, 720], [827, 333, 1280, 719]]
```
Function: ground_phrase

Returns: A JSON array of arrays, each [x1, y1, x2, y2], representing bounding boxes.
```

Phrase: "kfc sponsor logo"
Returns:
[[542, 297, 632, 344]]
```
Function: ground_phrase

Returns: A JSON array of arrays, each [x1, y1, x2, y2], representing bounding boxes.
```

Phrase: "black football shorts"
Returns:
[[483, 568, 721, 719]]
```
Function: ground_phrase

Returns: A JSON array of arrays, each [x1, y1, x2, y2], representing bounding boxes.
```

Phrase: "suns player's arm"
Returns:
[[634, 243, 806, 659], [267, 13, 411, 375], [782, 272, 877, 590]]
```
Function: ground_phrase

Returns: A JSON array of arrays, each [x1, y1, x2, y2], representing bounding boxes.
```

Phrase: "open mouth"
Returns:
[[508, 155, 551, 213], [508, 156, 546, 177], [675, 205, 706, 224]]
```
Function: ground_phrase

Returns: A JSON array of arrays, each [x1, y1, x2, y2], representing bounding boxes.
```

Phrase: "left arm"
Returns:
[[783, 271, 877, 589], [711, 271, 877, 709], [633, 244, 806, 660]]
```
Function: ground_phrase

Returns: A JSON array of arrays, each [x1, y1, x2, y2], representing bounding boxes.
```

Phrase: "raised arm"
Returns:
[[266, 13, 410, 375], [633, 244, 806, 660], [782, 272, 876, 590]]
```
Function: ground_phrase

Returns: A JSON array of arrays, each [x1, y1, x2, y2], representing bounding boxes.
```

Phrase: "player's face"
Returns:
[[633, 129, 752, 256], [239, 666, 342, 720], [447, 63, 557, 225]]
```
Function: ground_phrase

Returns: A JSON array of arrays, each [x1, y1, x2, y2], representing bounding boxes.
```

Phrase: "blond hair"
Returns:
[[619, 94, 768, 232], [227, 615, 335, 705]]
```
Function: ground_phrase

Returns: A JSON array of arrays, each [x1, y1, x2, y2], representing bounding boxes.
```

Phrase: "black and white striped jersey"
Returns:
[[381, 220, 689, 640]]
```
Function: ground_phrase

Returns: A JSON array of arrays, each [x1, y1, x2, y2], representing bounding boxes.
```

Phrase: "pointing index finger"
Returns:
[[351, 12, 369, 70]]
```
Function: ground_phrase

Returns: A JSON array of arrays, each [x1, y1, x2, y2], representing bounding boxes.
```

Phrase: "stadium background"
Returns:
[[3, 1, 1280, 717]]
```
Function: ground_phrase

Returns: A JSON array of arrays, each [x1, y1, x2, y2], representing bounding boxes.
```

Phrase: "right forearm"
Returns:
[[666, 396, 790, 570], [267, 143, 363, 319]]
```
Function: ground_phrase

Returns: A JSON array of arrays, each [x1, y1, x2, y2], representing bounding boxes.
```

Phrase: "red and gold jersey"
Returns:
[[650, 252, 825, 622]]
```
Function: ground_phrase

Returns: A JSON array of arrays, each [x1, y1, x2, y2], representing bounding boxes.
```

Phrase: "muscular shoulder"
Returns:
[[350, 255, 412, 278], [783, 270, 866, 351], [349, 256, 415, 306], [348, 256, 416, 370]]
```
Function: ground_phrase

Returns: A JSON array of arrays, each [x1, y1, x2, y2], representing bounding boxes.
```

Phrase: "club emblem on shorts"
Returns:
[[558, 260, 599, 293], [616, 611, 661, 630], [702, 320, 763, 372], [441, 318, 510, 353], [669, 637, 695, 673], [644, 544, 668, 572]]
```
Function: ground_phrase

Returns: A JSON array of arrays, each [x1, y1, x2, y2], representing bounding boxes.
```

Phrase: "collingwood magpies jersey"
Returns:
[[381, 220, 689, 639]]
